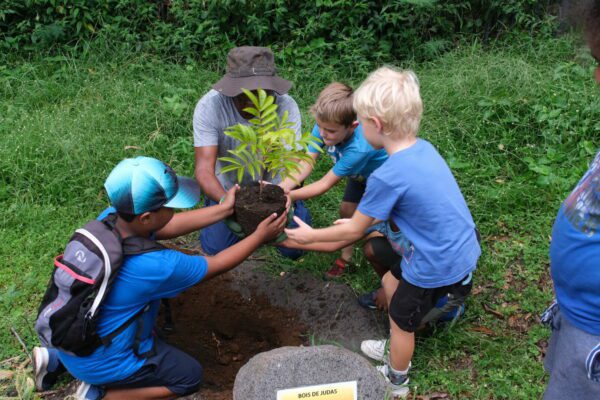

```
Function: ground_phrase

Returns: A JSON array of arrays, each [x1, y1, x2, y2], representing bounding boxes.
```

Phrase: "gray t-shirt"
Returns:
[[193, 89, 302, 190]]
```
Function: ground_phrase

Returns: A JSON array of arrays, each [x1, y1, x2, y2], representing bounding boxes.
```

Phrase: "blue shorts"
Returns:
[[200, 197, 311, 259], [543, 303, 600, 399], [105, 339, 202, 396]]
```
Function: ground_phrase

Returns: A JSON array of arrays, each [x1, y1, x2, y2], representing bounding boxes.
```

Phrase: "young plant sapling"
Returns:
[[219, 88, 322, 235]]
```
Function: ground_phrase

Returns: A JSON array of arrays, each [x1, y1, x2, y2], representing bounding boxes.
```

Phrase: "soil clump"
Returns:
[[234, 184, 286, 235]]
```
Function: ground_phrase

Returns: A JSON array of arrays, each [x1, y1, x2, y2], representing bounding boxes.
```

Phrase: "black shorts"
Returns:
[[105, 339, 202, 396], [389, 274, 473, 332], [367, 236, 401, 271], [342, 178, 367, 203]]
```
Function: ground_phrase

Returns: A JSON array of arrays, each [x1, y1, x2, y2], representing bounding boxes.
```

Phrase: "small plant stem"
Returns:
[[10, 326, 32, 365]]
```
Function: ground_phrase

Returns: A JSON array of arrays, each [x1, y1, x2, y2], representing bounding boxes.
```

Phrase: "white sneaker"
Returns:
[[361, 339, 388, 362], [33, 346, 49, 391], [376, 364, 410, 399]]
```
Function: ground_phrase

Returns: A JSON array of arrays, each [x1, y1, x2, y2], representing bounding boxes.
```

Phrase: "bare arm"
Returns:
[[278, 237, 356, 252], [155, 186, 238, 240], [204, 211, 288, 279], [289, 169, 341, 201], [285, 209, 374, 244], [194, 146, 226, 202], [279, 153, 319, 192]]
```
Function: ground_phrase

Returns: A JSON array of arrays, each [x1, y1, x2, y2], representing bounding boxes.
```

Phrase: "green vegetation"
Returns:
[[1, 32, 598, 399], [220, 88, 320, 185], [2, 0, 555, 63]]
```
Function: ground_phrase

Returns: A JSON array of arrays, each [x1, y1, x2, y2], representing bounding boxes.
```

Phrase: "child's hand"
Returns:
[[220, 185, 239, 214], [284, 216, 314, 244], [255, 210, 288, 242], [333, 218, 351, 225]]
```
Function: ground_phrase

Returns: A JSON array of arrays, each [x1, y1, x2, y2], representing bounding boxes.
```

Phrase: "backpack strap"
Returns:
[[100, 304, 156, 359], [122, 236, 165, 255]]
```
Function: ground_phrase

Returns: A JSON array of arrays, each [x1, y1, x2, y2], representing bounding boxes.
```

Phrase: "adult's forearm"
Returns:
[[155, 204, 233, 239], [196, 171, 226, 202]]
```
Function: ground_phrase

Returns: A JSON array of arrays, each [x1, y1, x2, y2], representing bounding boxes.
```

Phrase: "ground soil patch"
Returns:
[[168, 274, 307, 400]]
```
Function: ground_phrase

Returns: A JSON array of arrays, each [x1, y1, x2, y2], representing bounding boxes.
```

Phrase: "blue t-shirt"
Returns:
[[550, 151, 600, 335], [358, 139, 480, 288], [58, 208, 208, 384], [308, 123, 388, 181]]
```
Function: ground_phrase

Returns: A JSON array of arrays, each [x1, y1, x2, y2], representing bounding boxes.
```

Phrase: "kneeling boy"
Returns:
[[34, 156, 286, 399]]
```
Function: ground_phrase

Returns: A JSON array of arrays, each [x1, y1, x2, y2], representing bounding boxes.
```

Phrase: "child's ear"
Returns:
[[371, 117, 384, 133], [138, 212, 153, 225], [351, 120, 359, 129]]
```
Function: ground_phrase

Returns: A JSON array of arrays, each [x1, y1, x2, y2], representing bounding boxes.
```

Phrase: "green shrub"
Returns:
[[1, 0, 557, 63]]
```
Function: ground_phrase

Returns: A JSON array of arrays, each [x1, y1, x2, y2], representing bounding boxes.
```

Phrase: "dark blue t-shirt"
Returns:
[[308, 123, 388, 181], [58, 208, 208, 384], [358, 139, 480, 288], [550, 151, 600, 335]]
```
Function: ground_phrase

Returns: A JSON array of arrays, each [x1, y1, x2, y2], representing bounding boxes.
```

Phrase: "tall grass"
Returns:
[[0, 35, 598, 398]]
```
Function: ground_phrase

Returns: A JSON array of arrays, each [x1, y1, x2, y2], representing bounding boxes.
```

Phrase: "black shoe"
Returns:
[[358, 290, 378, 310]]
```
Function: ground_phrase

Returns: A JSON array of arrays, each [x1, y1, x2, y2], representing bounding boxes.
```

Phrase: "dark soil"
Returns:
[[234, 184, 286, 235], [165, 274, 308, 400]]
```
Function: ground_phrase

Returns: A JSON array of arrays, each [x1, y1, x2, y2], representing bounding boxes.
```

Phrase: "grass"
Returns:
[[1, 34, 599, 398]]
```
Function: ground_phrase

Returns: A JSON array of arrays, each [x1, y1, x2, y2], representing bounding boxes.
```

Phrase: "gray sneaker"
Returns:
[[376, 364, 409, 399]]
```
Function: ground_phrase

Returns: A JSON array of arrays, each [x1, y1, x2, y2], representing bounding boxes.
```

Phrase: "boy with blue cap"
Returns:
[[33, 156, 286, 400]]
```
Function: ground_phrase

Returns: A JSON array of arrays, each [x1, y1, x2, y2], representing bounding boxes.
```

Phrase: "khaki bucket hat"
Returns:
[[212, 46, 292, 97]]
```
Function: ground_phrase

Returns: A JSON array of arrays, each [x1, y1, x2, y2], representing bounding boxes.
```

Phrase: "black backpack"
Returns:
[[35, 214, 163, 357]]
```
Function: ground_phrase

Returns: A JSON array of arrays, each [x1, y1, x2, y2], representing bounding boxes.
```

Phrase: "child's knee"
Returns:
[[339, 201, 357, 218], [382, 271, 397, 289], [178, 359, 203, 395]]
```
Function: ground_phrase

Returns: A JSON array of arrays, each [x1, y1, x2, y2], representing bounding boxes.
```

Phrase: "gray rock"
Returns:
[[233, 345, 388, 400]]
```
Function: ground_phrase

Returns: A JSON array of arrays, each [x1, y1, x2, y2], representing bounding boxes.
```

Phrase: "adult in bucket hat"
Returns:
[[192, 46, 312, 259], [31, 156, 287, 399]]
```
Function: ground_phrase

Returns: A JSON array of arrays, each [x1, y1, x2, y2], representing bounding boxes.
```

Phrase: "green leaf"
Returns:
[[243, 107, 260, 117], [258, 88, 267, 106], [262, 103, 278, 118], [242, 88, 259, 109], [220, 156, 242, 166], [260, 95, 274, 112], [221, 165, 241, 173]]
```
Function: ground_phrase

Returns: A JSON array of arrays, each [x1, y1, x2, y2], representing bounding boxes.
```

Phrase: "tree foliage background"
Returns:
[[1, 0, 557, 65]]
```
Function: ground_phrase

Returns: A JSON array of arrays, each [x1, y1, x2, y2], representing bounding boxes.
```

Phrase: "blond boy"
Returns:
[[286, 67, 481, 397]]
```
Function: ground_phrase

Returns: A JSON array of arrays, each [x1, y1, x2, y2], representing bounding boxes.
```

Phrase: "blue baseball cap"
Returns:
[[104, 156, 200, 214]]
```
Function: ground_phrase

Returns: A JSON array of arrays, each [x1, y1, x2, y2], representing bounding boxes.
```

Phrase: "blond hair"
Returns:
[[310, 82, 355, 127], [353, 67, 423, 138]]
